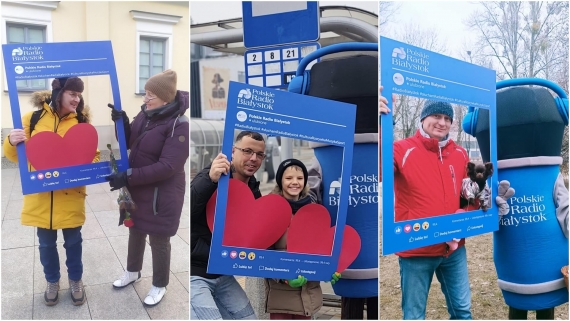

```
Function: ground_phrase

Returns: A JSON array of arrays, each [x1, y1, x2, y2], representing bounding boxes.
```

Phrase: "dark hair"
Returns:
[[235, 131, 265, 143]]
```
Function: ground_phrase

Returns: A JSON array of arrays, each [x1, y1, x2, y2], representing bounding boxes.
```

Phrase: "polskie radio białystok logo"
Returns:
[[237, 88, 274, 110]]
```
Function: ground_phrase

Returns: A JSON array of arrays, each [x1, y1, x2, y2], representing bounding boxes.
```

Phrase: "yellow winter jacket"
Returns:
[[3, 91, 100, 230]]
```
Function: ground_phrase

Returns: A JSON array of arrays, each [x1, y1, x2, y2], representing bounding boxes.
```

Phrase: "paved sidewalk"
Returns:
[[1, 167, 189, 320]]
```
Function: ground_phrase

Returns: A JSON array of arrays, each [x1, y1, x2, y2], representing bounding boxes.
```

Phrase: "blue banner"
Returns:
[[2, 41, 128, 195], [380, 36, 498, 255], [208, 81, 356, 281]]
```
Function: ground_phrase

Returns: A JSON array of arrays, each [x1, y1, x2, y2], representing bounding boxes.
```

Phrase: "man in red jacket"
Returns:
[[381, 93, 472, 320]]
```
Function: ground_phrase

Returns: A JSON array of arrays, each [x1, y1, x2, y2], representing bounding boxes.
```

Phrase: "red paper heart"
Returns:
[[206, 179, 292, 249], [287, 204, 361, 272], [26, 123, 98, 170]]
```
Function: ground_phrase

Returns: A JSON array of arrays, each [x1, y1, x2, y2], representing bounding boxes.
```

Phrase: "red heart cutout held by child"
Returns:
[[286, 203, 361, 272], [206, 179, 292, 249], [26, 123, 98, 170]]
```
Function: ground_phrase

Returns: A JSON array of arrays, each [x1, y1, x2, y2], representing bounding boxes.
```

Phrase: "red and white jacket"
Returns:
[[394, 129, 469, 257]]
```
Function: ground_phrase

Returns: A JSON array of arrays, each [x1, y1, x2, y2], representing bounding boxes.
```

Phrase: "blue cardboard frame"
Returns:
[[207, 81, 356, 281], [2, 41, 129, 195], [380, 36, 498, 255], [242, 1, 320, 49]]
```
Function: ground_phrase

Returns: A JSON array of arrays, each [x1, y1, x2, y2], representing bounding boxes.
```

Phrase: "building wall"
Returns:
[[1, 1, 189, 153]]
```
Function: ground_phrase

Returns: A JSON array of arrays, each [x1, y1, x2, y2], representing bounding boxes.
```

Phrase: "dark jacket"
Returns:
[[190, 164, 261, 278], [124, 90, 189, 237]]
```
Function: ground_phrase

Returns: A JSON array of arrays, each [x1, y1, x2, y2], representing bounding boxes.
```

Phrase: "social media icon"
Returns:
[[248, 252, 255, 260], [413, 223, 421, 232], [45, 172, 52, 179], [393, 73, 405, 86], [221, 250, 228, 258], [37, 173, 44, 180], [404, 224, 412, 233], [230, 251, 237, 259], [422, 222, 429, 230], [239, 251, 247, 259], [53, 171, 59, 178], [395, 226, 402, 234]]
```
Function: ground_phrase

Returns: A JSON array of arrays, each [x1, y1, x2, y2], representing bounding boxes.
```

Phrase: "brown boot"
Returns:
[[69, 279, 86, 306], [44, 281, 60, 306]]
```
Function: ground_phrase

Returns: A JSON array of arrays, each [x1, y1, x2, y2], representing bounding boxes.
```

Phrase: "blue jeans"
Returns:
[[190, 275, 256, 320], [37, 227, 83, 282], [399, 246, 472, 320]]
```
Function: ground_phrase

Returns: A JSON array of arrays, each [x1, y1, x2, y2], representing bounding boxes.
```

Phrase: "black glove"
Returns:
[[108, 103, 129, 123], [105, 171, 128, 191], [108, 103, 132, 142]]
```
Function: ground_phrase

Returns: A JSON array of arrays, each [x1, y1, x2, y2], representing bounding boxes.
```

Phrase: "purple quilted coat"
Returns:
[[125, 90, 189, 237]]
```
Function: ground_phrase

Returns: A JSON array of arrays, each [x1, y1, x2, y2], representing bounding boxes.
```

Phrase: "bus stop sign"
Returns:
[[242, 1, 320, 49]]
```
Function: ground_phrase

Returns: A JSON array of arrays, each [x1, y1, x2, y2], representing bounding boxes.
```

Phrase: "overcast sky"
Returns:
[[190, 1, 378, 24], [382, 1, 480, 60]]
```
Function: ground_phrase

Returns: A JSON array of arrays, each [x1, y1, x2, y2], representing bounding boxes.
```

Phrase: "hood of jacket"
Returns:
[[30, 90, 92, 123]]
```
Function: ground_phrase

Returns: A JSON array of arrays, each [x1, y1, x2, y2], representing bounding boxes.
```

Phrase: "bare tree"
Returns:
[[467, 1, 568, 80], [379, 2, 402, 28], [554, 40, 569, 184], [468, 1, 568, 181]]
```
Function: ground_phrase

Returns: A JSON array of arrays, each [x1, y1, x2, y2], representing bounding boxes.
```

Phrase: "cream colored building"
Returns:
[[1, 1, 189, 152]]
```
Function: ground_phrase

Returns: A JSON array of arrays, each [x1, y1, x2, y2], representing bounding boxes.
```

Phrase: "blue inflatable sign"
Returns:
[[2, 41, 128, 195], [208, 81, 356, 281], [380, 36, 498, 255]]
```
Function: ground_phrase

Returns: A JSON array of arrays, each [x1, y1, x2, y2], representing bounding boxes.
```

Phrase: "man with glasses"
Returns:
[[190, 130, 266, 320]]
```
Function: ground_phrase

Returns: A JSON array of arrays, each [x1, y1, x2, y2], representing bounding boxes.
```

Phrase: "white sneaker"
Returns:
[[143, 285, 167, 306], [113, 270, 141, 288]]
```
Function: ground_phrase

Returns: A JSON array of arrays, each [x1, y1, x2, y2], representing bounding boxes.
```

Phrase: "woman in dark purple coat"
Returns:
[[106, 70, 189, 306]]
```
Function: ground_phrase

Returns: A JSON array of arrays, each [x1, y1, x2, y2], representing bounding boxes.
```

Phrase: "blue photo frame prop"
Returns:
[[2, 41, 128, 195], [208, 81, 356, 281], [380, 36, 498, 255]]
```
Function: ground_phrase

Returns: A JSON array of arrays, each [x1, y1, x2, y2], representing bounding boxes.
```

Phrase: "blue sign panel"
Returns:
[[380, 36, 498, 255], [242, 1, 320, 49], [2, 41, 128, 195], [244, 42, 320, 89], [208, 81, 356, 281]]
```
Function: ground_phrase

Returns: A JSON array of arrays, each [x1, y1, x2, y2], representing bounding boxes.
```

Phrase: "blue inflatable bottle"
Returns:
[[464, 82, 569, 310], [300, 53, 379, 298]]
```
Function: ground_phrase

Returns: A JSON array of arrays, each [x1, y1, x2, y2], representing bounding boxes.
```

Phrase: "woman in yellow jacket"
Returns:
[[3, 77, 99, 307]]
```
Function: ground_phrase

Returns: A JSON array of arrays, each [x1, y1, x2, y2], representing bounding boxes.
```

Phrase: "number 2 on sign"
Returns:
[[286, 50, 295, 58]]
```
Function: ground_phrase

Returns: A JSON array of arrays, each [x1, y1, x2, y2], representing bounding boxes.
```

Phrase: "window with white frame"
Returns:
[[6, 23, 48, 91], [130, 10, 182, 95], [139, 37, 167, 92]]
